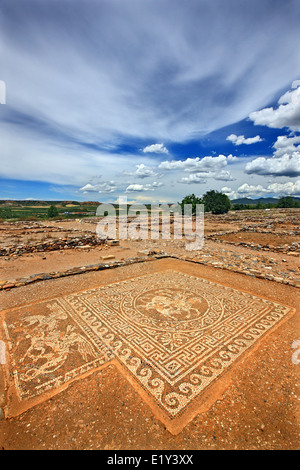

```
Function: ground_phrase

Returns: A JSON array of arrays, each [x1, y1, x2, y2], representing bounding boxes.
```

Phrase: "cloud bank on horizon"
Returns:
[[0, 0, 300, 201]]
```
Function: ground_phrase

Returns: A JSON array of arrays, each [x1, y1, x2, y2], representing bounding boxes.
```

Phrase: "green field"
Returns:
[[0, 201, 99, 220]]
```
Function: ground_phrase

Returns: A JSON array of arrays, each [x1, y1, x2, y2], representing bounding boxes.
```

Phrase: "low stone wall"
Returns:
[[206, 229, 300, 254], [0, 252, 168, 290], [0, 234, 104, 257], [0, 250, 299, 291]]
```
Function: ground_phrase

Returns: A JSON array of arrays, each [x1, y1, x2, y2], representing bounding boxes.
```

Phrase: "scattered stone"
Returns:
[[0, 234, 105, 257], [0, 211, 299, 291], [0, 392, 5, 407], [3, 283, 15, 289], [107, 240, 119, 246]]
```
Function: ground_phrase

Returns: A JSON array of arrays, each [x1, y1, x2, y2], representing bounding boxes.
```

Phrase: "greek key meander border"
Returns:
[[60, 270, 290, 417]]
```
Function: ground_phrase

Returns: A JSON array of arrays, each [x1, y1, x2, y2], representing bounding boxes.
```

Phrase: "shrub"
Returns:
[[0, 207, 12, 219], [202, 190, 231, 214], [276, 196, 296, 208], [47, 205, 59, 218], [179, 193, 202, 216]]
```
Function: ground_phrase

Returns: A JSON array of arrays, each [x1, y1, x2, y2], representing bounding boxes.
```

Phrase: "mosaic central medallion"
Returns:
[[134, 288, 209, 325], [121, 282, 224, 333]]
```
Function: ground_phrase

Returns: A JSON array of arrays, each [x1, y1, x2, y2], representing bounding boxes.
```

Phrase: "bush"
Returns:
[[202, 190, 231, 214], [47, 205, 59, 218], [0, 208, 12, 219], [179, 193, 202, 216], [276, 196, 296, 208], [232, 203, 246, 210]]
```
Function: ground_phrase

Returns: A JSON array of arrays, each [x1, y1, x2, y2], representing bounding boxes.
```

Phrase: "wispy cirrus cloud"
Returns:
[[1, 0, 300, 201], [2, 1, 300, 146]]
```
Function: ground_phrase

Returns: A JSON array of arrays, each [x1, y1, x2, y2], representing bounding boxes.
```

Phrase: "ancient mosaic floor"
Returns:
[[0, 268, 293, 433]]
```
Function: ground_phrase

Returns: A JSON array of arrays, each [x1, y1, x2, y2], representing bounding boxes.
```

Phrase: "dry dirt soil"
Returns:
[[0, 208, 299, 450]]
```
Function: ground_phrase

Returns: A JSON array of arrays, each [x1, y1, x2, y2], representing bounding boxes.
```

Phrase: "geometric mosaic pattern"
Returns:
[[1, 269, 293, 432]]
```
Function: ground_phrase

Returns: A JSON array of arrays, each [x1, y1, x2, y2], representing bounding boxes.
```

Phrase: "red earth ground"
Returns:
[[0, 209, 299, 450]]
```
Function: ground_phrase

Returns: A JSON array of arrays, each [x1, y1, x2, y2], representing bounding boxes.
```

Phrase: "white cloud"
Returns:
[[126, 184, 151, 193], [272, 135, 300, 158], [222, 179, 300, 199], [80, 181, 117, 193], [142, 144, 169, 154], [178, 169, 234, 184], [2, 2, 300, 162], [159, 155, 237, 172], [79, 184, 99, 192], [235, 183, 268, 196], [124, 163, 159, 179], [177, 174, 207, 184], [1, 1, 300, 200], [266, 180, 300, 196], [249, 84, 300, 132], [221, 187, 235, 196], [214, 170, 236, 181], [0, 121, 142, 186], [151, 181, 164, 188], [135, 163, 158, 178], [245, 152, 300, 177], [125, 181, 163, 193], [243, 119, 300, 178], [226, 134, 263, 145], [227, 154, 238, 162], [222, 183, 268, 200]]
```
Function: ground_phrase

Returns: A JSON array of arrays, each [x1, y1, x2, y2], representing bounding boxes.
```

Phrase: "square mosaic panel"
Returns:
[[2, 300, 113, 404], [61, 270, 290, 417], [1, 269, 292, 429]]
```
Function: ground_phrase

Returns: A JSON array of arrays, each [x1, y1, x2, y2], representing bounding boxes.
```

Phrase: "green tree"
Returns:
[[232, 203, 244, 211], [255, 200, 263, 209], [47, 205, 59, 218], [202, 190, 231, 214], [179, 193, 202, 216], [276, 196, 295, 208]]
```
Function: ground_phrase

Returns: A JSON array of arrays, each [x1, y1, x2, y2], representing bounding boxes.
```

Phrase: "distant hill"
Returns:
[[231, 196, 300, 205], [0, 200, 99, 206]]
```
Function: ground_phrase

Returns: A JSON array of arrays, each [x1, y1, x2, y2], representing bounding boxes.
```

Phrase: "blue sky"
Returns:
[[0, 0, 300, 202]]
